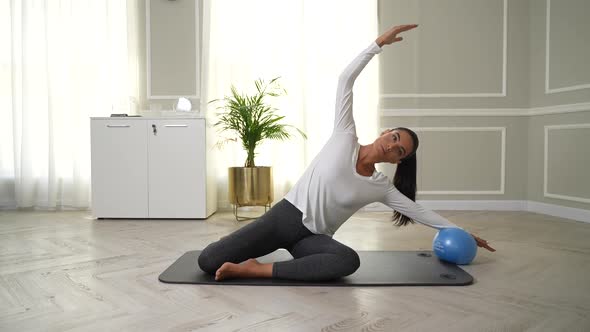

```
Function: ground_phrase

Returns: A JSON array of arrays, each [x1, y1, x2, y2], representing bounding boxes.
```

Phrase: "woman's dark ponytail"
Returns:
[[392, 127, 419, 226]]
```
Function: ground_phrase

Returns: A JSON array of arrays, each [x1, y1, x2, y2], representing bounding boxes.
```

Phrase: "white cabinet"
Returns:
[[90, 117, 216, 219], [90, 119, 149, 218]]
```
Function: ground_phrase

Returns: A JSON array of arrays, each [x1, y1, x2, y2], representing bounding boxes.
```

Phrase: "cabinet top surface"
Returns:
[[91, 116, 205, 120]]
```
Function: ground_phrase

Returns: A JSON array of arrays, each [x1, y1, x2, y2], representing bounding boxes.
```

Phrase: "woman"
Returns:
[[198, 24, 495, 282]]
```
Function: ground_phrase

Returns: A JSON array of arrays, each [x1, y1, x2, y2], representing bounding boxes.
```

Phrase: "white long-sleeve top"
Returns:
[[285, 42, 459, 236]]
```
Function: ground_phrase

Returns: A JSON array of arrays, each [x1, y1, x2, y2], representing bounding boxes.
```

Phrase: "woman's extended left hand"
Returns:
[[472, 234, 496, 252]]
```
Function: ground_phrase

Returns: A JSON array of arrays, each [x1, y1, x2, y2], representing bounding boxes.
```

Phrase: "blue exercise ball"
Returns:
[[432, 228, 477, 265]]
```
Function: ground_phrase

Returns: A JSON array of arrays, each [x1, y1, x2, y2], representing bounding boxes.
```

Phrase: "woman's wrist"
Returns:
[[375, 37, 385, 48]]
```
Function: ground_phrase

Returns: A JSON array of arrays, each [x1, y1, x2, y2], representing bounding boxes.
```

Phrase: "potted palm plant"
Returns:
[[211, 77, 306, 220]]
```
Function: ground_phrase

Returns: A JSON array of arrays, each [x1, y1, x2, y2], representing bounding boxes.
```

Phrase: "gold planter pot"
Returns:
[[228, 166, 273, 221]]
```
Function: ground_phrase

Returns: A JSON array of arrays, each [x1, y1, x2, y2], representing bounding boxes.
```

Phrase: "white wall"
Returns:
[[141, 0, 590, 219]]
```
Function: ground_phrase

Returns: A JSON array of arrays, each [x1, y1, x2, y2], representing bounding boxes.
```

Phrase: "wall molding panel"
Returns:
[[544, 123, 590, 204], [545, 0, 590, 94], [381, 0, 507, 98], [146, 0, 200, 99], [408, 127, 506, 195]]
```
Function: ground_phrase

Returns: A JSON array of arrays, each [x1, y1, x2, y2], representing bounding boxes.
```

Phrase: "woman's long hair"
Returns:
[[392, 127, 419, 226]]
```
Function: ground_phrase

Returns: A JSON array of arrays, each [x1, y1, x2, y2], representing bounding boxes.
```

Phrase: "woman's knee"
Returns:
[[340, 248, 360, 276]]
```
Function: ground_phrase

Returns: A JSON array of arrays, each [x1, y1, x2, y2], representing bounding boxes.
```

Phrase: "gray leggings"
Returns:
[[198, 199, 360, 281]]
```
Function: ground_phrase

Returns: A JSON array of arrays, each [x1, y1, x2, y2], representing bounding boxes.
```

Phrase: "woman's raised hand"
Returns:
[[376, 24, 419, 47]]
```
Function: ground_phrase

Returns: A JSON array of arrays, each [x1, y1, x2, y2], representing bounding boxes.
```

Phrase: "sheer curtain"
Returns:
[[0, 0, 139, 209], [202, 0, 379, 207]]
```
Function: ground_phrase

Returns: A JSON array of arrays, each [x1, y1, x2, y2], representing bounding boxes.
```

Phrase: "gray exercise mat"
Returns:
[[159, 250, 473, 286]]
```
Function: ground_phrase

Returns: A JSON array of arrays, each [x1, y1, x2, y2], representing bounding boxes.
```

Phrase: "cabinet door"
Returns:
[[91, 120, 148, 218], [147, 119, 206, 218]]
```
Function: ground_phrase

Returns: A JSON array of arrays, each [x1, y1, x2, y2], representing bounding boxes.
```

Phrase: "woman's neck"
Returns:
[[356, 144, 377, 176]]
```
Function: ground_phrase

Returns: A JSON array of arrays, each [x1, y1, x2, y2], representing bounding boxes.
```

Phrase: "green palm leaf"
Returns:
[[211, 77, 307, 167]]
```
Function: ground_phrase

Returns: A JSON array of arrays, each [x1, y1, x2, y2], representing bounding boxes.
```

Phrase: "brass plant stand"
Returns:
[[228, 166, 273, 221], [232, 201, 271, 222]]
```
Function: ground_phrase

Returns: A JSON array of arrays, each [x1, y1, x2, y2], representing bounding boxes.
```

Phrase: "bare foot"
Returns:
[[215, 259, 272, 281]]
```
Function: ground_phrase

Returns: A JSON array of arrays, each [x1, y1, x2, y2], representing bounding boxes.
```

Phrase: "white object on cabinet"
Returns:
[[90, 117, 216, 219]]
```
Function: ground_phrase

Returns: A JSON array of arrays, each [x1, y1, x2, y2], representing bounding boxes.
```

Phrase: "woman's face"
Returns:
[[375, 129, 414, 164]]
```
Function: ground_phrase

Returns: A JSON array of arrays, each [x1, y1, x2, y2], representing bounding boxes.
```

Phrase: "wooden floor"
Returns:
[[1, 208, 589, 331]]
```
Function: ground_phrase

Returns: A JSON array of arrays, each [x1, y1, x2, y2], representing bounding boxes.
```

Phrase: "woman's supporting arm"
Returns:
[[382, 186, 496, 252]]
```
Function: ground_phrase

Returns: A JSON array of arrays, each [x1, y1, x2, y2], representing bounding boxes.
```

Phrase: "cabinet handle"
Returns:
[[106, 125, 130, 128], [152, 124, 157, 135], [165, 125, 188, 128]]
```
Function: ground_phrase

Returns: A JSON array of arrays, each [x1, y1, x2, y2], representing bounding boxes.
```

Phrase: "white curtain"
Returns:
[[203, 0, 379, 207], [0, 0, 139, 209]]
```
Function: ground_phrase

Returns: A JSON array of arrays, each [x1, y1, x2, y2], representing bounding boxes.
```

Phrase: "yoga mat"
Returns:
[[159, 250, 473, 286]]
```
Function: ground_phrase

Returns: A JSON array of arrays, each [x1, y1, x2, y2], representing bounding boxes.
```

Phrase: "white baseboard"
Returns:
[[420, 200, 527, 211], [362, 200, 590, 224], [362, 200, 527, 212], [525, 201, 590, 223], [0, 200, 16, 209], [217, 200, 231, 210], [3, 199, 588, 224]]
